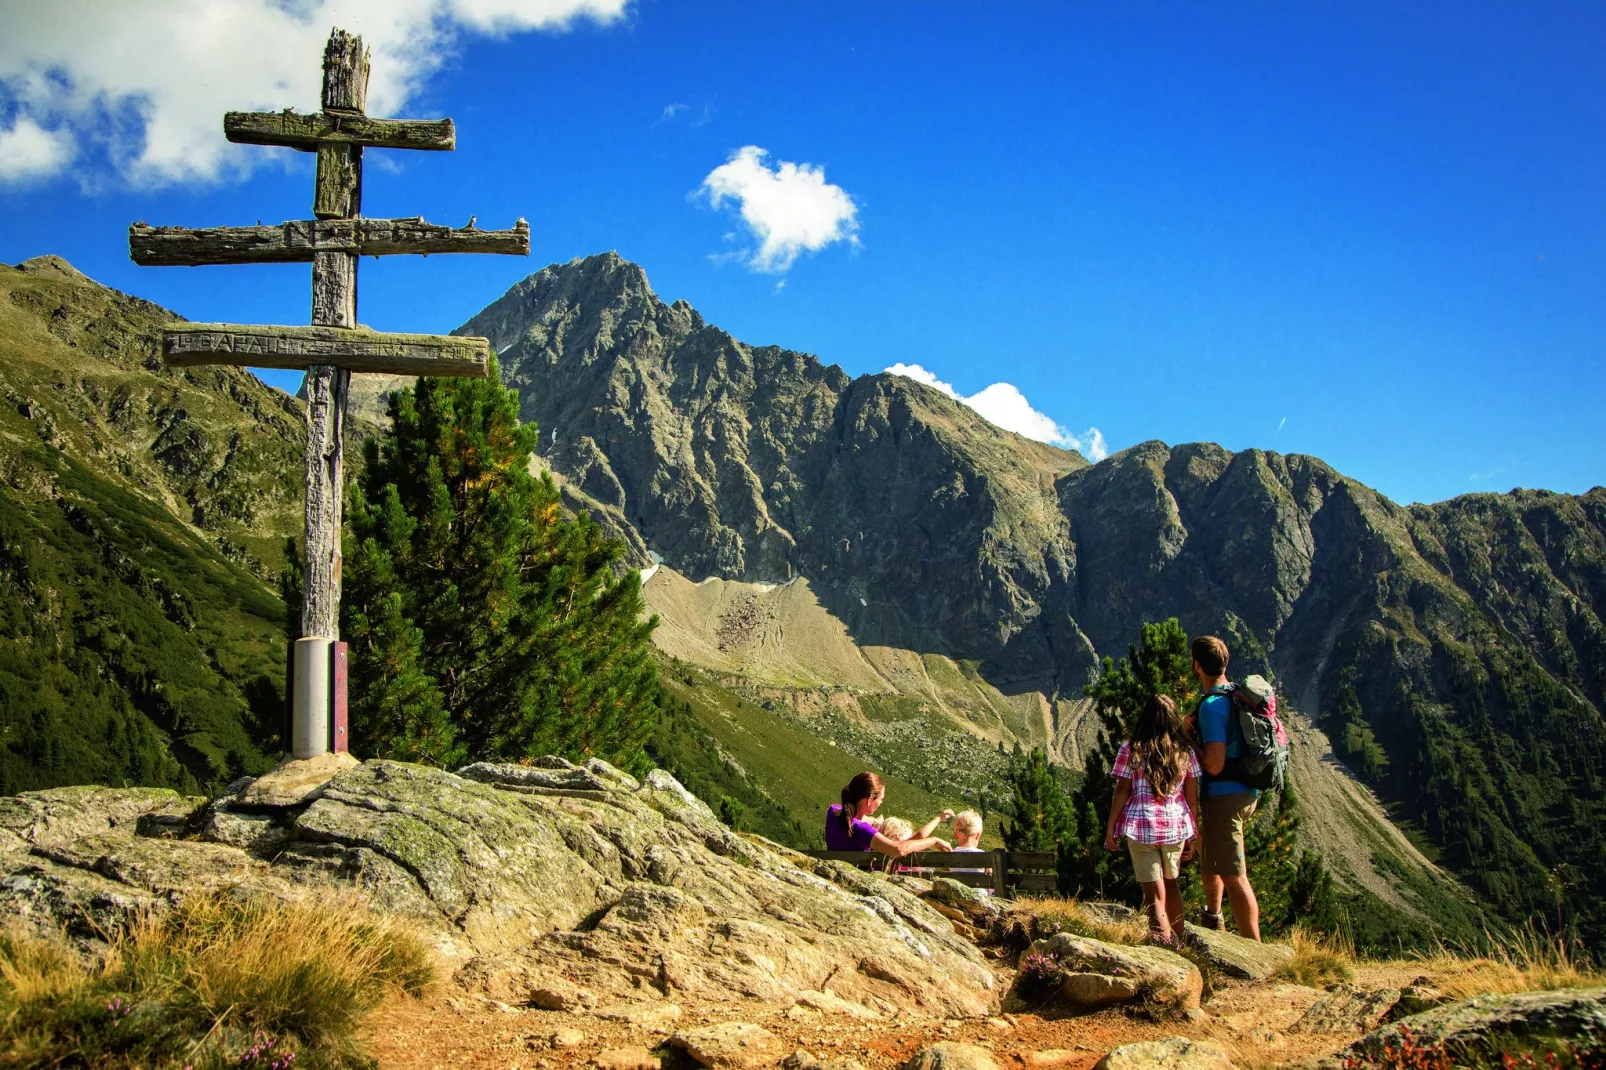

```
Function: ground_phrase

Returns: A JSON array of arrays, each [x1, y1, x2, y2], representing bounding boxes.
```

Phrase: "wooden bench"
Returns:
[[800, 849, 1057, 897]]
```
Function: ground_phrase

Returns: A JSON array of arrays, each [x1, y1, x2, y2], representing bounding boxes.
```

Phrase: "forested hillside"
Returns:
[[0, 257, 301, 792]]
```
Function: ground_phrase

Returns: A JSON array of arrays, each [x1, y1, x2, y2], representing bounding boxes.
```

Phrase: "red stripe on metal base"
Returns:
[[332, 641, 349, 753]]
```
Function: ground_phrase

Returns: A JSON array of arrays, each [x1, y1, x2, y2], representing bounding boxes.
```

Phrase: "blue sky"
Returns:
[[2, 2, 1602, 504]]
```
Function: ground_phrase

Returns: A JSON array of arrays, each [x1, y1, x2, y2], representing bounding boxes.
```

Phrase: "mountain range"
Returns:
[[4, 250, 1604, 945]]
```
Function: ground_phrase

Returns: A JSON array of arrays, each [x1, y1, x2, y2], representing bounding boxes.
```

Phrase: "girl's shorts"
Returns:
[[1127, 840, 1184, 883]]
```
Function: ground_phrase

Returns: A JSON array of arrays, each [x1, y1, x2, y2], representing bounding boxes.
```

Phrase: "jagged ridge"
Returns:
[[460, 254, 1606, 939]]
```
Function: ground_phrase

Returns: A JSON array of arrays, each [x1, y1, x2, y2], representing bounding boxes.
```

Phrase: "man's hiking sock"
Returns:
[[1200, 909, 1224, 930]]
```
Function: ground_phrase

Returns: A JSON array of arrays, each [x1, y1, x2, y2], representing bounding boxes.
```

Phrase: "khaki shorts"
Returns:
[[1127, 840, 1184, 884], [1200, 792, 1257, 876]]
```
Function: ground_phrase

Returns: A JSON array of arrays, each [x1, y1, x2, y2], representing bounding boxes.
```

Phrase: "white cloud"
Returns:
[[885, 362, 1109, 461], [0, 0, 628, 186], [0, 115, 73, 181], [698, 145, 858, 273]]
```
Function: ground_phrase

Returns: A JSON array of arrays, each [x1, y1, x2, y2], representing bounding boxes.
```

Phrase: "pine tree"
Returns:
[[339, 360, 662, 773], [1002, 747, 1073, 852]]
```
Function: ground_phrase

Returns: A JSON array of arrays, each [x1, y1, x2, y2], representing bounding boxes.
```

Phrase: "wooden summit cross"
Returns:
[[130, 29, 528, 761]]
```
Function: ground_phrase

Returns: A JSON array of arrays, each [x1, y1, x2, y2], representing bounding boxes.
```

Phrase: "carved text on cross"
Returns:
[[130, 28, 528, 760]]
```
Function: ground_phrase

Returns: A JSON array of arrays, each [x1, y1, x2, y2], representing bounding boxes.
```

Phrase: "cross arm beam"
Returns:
[[164, 324, 490, 377], [130, 217, 530, 266], [224, 110, 455, 151]]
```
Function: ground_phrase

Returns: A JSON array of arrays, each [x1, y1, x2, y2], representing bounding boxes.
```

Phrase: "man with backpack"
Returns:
[[1189, 634, 1274, 941]]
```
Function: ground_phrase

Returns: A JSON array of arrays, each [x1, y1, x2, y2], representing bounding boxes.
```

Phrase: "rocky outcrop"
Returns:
[[0, 760, 996, 1017], [1311, 989, 1606, 1068]]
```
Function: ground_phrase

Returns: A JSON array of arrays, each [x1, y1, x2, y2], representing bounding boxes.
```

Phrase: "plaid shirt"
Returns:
[[1111, 741, 1201, 845]]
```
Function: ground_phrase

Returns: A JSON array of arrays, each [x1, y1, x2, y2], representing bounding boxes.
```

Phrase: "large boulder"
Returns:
[[1024, 932, 1203, 1012], [0, 759, 996, 1017], [1335, 988, 1606, 1067], [1180, 922, 1294, 981]]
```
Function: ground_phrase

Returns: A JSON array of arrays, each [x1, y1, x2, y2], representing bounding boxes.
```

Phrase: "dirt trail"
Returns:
[[367, 957, 1429, 1070]]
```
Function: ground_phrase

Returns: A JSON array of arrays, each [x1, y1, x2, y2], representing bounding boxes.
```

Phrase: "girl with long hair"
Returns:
[[1104, 694, 1203, 942], [826, 772, 954, 857]]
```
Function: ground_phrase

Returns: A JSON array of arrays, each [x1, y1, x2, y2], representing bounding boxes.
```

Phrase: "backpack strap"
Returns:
[[1198, 684, 1241, 789]]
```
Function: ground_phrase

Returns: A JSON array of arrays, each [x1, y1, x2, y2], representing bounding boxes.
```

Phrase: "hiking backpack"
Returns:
[[1206, 675, 1291, 792]]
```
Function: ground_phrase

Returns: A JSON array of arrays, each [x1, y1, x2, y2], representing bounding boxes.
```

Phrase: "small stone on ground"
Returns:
[[235, 752, 360, 808], [551, 1028, 585, 1049], [595, 1003, 683, 1027], [901, 1042, 1002, 1070], [672, 1023, 784, 1069], [1094, 1036, 1236, 1070], [592, 1047, 660, 1070]]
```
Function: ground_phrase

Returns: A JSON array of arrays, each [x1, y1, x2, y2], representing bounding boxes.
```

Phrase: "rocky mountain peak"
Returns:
[[15, 254, 94, 284]]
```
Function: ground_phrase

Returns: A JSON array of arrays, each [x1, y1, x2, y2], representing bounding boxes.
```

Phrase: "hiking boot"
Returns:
[[1200, 910, 1225, 931]]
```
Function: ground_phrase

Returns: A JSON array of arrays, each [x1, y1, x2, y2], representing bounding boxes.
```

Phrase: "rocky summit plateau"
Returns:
[[6, 754, 1604, 1070], [0, 757, 995, 1017]]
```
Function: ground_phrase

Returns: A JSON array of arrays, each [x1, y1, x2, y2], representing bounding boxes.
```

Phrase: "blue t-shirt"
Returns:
[[1199, 692, 1260, 799]]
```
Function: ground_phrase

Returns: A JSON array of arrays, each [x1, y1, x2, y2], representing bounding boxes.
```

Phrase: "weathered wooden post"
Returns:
[[131, 28, 529, 761]]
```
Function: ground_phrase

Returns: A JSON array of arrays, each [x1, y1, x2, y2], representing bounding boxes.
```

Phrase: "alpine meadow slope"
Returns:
[[0, 256, 304, 793], [456, 252, 1606, 943]]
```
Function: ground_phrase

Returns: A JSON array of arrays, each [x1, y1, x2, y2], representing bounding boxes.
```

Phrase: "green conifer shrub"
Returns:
[[1002, 747, 1073, 852], [338, 362, 662, 773]]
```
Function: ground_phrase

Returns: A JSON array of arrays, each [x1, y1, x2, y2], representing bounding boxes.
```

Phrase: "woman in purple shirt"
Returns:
[[826, 772, 953, 857]]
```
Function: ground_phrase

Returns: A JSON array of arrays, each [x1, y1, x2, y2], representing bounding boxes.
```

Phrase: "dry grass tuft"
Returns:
[[1009, 895, 1151, 946], [0, 890, 435, 1070], [1274, 926, 1356, 987], [1411, 927, 1604, 1000]]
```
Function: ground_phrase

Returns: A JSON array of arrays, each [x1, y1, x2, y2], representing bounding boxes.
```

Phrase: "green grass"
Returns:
[[1274, 928, 1357, 986], [0, 892, 434, 1070]]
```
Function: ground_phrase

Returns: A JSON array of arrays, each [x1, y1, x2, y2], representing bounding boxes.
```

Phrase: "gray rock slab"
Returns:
[[1346, 988, 1606, 1065], [1181, 922, 1295, 980], [1290, 984, 1403, 1034], [0, 758, 998, 1017]]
